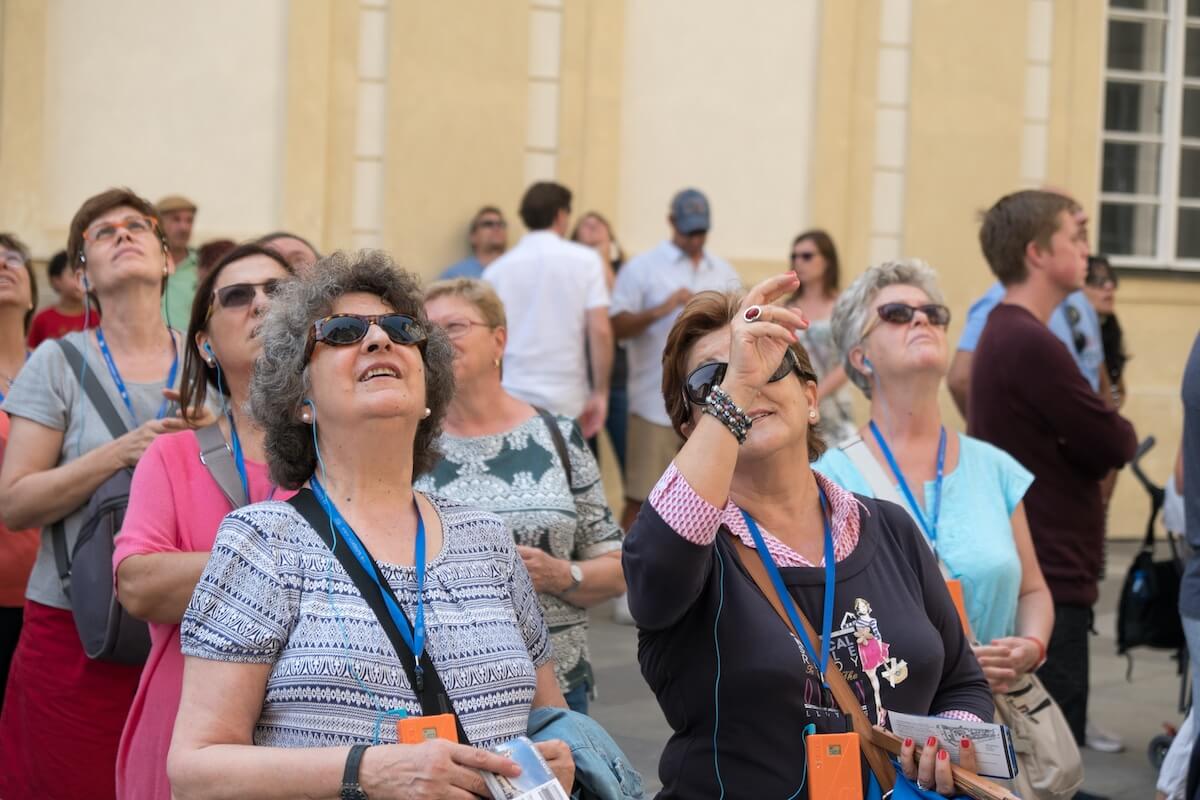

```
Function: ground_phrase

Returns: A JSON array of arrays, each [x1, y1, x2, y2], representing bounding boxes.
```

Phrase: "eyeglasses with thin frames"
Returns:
[[0, 251, 26, 270], [439, 319, 493, 339], [82, 216, 159, 243]]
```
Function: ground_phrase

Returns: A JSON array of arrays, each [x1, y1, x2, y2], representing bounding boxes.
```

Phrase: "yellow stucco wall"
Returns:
[[1, 0, 1194, 537]]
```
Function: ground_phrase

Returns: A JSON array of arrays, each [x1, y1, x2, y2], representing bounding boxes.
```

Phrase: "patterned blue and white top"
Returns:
[[180, 495, 552, 749]]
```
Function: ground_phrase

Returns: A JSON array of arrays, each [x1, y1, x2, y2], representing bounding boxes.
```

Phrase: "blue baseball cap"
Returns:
[[670, 188, 711, 235]]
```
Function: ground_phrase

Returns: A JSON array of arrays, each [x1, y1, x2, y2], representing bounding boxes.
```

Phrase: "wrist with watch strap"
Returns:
[[561, 561, 583, 595], [342, 743, 370, 800]]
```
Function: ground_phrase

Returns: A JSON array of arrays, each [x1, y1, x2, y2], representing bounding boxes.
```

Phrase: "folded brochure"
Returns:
[[481, 736, 570, 800], [886, 711, 1018, 780]]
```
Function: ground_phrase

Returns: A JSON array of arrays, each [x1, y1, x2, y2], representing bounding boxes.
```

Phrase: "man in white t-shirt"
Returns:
[[610, 188, 741, 527], [483, 181, 612, 437]]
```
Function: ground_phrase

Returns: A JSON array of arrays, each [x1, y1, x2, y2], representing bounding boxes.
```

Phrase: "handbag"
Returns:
[[727, 533, 1019, 800], [842, 436, 1083, 798], [992, 673, 1083, 800], [50, 339, 149, 664]]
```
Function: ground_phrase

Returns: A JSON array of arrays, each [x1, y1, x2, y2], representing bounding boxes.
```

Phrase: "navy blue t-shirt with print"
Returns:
[[623, 496, 992, 800]]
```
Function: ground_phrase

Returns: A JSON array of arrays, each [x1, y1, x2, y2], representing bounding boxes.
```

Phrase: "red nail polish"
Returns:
[[926, 736, 937, 748], [904, 738, 913, 748], [938, 749, 949, 761], [961, 738, 970, 749]]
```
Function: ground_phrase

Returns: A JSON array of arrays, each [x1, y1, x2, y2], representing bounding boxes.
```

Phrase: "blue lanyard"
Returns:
[[94, 327, 179, 424], [868, 420, 946, 545], [740, 485, 836, 685], [310, 476, 427, 687], [227, 411, 251, 503]]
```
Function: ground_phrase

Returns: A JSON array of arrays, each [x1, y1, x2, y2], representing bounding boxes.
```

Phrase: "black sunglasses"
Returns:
[[684, 348, 816, 406], [212, 280, 282, 311], [875, 302, 951, 327], [302, 313, 427, 366]]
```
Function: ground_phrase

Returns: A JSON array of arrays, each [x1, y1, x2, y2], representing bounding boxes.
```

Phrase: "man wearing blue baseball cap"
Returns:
[[610, 188, 740, 531]]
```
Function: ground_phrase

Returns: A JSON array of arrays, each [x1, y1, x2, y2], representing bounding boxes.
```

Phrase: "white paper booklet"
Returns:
[[481, 735, 571, 800], [886, 711, 1018, 780]]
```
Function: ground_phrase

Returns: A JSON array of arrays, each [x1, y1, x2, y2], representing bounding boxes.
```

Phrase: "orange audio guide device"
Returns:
[[806, 731, 864, 799], [397, 713, 459, 744]]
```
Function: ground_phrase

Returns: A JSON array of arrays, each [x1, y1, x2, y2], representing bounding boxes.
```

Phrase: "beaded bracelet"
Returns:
[[703, 385, 752, 444]]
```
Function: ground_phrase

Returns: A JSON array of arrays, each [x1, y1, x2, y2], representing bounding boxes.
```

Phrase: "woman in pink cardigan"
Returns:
[[112, 243, 294, 800]]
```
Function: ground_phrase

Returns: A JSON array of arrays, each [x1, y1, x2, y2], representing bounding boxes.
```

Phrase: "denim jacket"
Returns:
[[527, 707, 644, 800]]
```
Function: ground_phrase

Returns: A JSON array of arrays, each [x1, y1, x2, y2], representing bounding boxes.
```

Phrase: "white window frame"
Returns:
[[1101, 0, 1200, 271]]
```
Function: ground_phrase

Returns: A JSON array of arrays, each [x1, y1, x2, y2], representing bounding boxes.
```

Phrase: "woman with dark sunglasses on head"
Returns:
[[0, 189, 191, 799], [814, 261, 1055, 784], [622, 272, 992, 798], [169, 252, 575, 799], [112, 243, 295, 800], [1083, 255, 1127, 409]]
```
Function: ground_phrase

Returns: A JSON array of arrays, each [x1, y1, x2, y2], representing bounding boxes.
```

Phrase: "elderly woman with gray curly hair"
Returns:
[[168, 251, 574, 800]]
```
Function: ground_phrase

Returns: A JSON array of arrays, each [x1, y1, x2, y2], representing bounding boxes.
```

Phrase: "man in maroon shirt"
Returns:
[[969, 190, 1136, 767]]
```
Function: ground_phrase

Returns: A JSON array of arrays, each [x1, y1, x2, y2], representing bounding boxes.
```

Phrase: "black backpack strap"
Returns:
[[533, 407, 573, 489], [52, 338, 132, 597], [195, 423, 249, 508], [287, 489, 470, 745], [56, 338, 130, 439]]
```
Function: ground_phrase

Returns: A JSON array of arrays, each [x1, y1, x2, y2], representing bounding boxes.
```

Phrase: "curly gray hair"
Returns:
[[830, 258, 945, 399], [249, 250, 455, 489]]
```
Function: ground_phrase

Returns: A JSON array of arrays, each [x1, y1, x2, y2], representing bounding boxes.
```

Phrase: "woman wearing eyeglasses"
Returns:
[[418, 278, 625, 715], [0, 189, 189, 799], [785, 230, 858, 447], [813, 260, 1054, 703], [622, 272, 992, 798], [0, 234, 41, 718], [169, 253, 575, 799], [112, 243, 295, 800]]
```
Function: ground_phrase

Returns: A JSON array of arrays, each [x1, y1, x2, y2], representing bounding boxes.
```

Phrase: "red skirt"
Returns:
[[0, 600, 141, 799]]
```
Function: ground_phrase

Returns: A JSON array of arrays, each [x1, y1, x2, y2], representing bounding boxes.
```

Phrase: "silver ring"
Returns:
[[915, 779, 929, 791], [743, 304, 764, 323]]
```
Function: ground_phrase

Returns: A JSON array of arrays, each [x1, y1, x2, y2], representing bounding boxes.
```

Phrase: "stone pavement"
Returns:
[[587, 540, 1187, 797]]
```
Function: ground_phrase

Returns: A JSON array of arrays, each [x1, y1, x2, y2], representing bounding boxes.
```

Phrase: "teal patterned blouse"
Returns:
[[416, 412, 624, 694]]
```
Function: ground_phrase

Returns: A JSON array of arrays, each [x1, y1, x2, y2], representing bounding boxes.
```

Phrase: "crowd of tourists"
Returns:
[[0, 180, 1193, 800]]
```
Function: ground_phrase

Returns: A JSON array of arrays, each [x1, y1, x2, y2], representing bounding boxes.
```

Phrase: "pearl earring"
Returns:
[[300, 410, 312, 424], [423, 407, 432, 419], [809, 409, 817, 420]]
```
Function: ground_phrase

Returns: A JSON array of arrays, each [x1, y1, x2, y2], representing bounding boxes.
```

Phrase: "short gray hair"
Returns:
[[831, 258, 945, 398], [249, 250, 455, 489]]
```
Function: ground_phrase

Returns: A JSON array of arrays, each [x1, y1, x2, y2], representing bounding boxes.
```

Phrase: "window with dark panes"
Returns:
[[1100, 0, 1200, 269]]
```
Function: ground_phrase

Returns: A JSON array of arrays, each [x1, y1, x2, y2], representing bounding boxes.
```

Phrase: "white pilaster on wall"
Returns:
[[525, 2, 564, 184], [870, 0, 913, 266], [1020, 0, 1054, 187], [352, 0, 389, 250]]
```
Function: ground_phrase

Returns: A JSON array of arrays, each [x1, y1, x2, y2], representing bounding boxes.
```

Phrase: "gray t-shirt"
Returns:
[[1181, 332, 1200, 619], [2, 330, 177, 609]]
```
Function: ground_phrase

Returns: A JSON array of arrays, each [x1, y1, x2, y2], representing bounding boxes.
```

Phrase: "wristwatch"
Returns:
[[341, 743, 370, 800], [563, 562, 584, 594]]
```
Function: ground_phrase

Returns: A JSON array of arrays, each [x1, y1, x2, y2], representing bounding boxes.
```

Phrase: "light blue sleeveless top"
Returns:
[[815, 434, 1033, 644]]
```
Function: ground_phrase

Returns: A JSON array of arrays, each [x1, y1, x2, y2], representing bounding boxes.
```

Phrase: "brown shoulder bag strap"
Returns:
[[725, 534, 895, 792], [726, 534, 1019, 800]]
